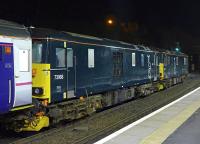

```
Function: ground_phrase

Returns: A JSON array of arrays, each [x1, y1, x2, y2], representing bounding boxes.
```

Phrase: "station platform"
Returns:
[[94, 87, 200, 144]]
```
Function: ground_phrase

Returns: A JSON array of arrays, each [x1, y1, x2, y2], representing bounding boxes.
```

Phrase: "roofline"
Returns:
[[32, 37, 187, 56]]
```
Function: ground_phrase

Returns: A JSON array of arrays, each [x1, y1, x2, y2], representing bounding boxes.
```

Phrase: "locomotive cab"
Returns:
[[32, 37, 74, 105], [32, 39, 51, 104]]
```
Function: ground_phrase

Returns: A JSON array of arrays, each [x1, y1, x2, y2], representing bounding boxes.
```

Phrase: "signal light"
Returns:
[[175, 47, 180, 52]]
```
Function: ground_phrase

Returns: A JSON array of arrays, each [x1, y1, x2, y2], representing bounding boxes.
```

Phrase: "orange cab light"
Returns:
[[32, 68, 37, 77], [5, 47, 11, 54]]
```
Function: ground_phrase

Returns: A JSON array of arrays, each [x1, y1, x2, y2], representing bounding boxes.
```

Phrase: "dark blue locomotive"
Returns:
[[29, 28, 188, 129], [31, 28, 188, 103]]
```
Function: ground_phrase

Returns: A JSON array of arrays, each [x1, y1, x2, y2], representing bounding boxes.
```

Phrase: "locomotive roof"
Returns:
[[30, 27, 187, 56], [30, 28, 153, 51], [0, 19, 30, 38]]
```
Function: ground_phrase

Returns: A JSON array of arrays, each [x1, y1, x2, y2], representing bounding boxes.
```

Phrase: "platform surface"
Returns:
[[94, 87, 200, 144], [163, 107, 200, 144]]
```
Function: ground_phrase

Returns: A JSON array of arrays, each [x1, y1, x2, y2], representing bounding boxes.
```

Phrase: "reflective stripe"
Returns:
[[16, 82, 32, 86]]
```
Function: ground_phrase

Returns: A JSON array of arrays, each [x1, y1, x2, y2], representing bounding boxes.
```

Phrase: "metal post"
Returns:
[[85, 88, 89, 132]]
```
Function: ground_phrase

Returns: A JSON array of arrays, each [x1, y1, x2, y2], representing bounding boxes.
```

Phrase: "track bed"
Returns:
[[2, 74, 200, 144]]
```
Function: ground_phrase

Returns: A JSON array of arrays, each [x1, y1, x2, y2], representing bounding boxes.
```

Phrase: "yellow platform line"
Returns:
[[140, 100, 200, 144]]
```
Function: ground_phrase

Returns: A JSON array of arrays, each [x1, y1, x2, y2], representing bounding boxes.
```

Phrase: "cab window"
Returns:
[[56, 48, 66, 67], [67, 48, 73, 67], [32, 42, 42, 63]]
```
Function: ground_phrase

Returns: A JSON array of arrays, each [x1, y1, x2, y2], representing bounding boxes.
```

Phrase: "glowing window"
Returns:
[[88, 49, 94, 68], [132, 53, 136, 66], [19, 49, 29, 72], [141, 54, 144, 67], [176, 57, 179, 65]]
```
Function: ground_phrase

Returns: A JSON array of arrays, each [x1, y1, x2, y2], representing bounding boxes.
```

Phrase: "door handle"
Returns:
[[9, 80, 11, 104]]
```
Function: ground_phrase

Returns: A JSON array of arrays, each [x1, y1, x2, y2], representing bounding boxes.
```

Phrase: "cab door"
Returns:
[[173, 57, 177, 76], [14, 40, 32, 107], [66, 48, 75, 99], [0, 43, 14, 113], [153, 53, 158, 81], [50, 43, 67, 102]]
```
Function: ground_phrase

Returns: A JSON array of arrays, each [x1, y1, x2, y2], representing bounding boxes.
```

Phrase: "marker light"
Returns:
[[5, 47, 11, 54], [32, 68, 37, 77]]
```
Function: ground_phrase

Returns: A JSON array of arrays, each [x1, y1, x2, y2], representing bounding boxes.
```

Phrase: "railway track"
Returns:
[[4, 74, 200, 144]]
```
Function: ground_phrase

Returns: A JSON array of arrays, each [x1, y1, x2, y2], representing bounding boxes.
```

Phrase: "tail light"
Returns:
[[5, 46, 11, 54]]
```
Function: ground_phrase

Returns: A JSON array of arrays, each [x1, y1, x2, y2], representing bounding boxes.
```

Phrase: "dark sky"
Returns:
[[0, 1, 198, 29], [0, 0, 199, 48]]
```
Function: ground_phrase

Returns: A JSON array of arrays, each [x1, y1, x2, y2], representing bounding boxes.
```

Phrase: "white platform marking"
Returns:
[[94, 87, 200, 144]]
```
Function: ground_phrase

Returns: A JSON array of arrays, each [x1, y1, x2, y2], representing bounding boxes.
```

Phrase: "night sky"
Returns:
[[0, 0, 199, 51]]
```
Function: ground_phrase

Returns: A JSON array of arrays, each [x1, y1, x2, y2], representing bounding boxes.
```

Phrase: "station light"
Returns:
[[107, 19, 113, 25]]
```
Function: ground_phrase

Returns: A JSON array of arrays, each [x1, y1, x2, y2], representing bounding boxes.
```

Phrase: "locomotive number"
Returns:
[[54, 74, 64, 80], [147, 55, 152, 79]]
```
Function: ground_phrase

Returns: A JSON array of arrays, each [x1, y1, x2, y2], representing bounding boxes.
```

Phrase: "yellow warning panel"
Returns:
[[159, 63, 164, 80], [32, 63, 51, 103]]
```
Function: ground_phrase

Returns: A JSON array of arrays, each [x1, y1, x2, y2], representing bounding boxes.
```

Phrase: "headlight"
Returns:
[[35, 88, 40, 94], [32, 87, 44, 96]]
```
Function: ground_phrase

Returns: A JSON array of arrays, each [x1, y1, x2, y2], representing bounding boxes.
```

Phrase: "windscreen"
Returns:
[[32, 42, 43, 63]]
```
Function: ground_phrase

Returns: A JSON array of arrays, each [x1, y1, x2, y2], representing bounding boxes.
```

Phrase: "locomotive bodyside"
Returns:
[[31, 29, 159, 104], [28, 28, 189, 131], [31, 28, 189, 104]]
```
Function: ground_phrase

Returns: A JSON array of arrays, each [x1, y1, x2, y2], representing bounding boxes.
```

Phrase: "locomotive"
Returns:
[[0, 20, 188, 131]]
